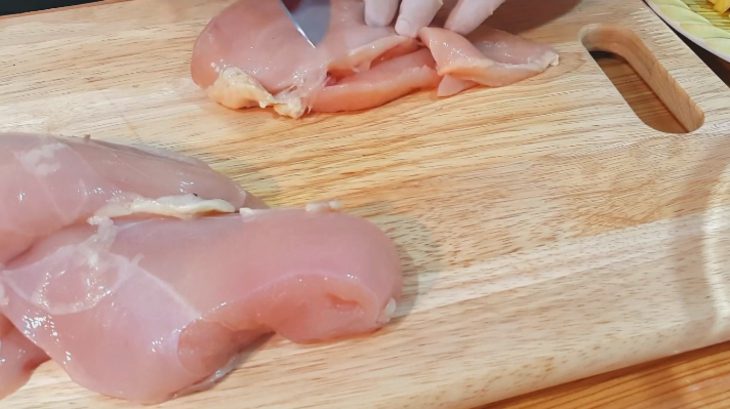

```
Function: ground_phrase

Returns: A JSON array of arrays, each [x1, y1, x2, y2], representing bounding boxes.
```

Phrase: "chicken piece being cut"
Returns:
[[191, 0, 417, 117], [311, 48, 439, 113], [1, 207, 402, 403], [0, 316, 47, 399], [191, 0, 559, 117], [322, 0, 418, 76], [0, 132, 261, 399], [190, 0, 324, 117], [392, 0, 444, 38], [420, 27, 559, 89]]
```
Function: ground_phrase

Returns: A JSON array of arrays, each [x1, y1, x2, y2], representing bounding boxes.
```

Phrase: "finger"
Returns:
[[394, 0, 443, 37], [444, 0, 507, 35], [364, 0, 400, 26]]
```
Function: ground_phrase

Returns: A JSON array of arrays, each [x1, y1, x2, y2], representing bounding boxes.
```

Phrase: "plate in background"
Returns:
[[646, 0, 730, 63]]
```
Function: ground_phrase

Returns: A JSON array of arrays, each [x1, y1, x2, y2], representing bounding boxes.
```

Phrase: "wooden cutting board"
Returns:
[[0, 1, 728, 408]]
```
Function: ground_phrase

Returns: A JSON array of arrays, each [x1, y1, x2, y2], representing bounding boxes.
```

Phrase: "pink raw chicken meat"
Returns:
[[0, 132, 259, 399], [1, 209, 401, 403], [191, 0, 559, 117], [419, 27, 560, 92], [191, 0, 417, 117], [0, 315, 47, 399], [311, 48, 440, 113], [0, 133, 258, 263], [0, 133, 402, 403]]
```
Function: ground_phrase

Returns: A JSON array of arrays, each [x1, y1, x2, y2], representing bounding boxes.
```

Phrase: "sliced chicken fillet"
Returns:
[[312, 49, 440, 112], [419, 27, 559, 87]]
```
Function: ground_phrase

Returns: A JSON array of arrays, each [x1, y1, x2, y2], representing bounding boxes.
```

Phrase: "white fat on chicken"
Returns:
[[14, 142, 67, 177], [305, 200, 343, 213], [207, 67, 307, 119], [93, 194, 236, 220]]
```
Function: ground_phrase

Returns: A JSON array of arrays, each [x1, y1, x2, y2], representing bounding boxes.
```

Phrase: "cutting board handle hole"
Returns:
[[580, 24, 705, 134]]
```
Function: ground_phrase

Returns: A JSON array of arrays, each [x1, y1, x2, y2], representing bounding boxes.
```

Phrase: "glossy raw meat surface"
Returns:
[[0, 133, 257, 263], [191, 0, 415, 117], [420, 27, 559, 88], [190, 0, 558, 118], [0, 316, 47, 400], [0, 132, 259, 399], [1, 209, 401, 403], [311, 48, 440, 112], [0, 133, 402, 404]]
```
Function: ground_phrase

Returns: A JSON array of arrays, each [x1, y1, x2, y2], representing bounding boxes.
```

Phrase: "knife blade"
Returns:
[[281, 0, 331, 47]]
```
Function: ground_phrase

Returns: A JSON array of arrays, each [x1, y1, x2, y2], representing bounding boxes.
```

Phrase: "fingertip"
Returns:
[[443, 15, 479, 35], [394, 18, 417, 37], [444, 0, 506, 35], [364, 0, 399, 27], [395, 0, 442, 37]]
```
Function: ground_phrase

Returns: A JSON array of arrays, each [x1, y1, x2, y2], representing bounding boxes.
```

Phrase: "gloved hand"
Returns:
[[364, 0, 508, 37]]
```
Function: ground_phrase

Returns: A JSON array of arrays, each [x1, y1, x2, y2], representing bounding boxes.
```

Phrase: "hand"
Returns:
[[364, 0, 507, 37]]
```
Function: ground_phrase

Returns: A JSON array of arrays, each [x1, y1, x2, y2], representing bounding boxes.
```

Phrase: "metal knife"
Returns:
[[281, 0, 331, 47]]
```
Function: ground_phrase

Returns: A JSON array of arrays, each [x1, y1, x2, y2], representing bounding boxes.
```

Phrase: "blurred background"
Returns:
[[0, 0, 95, 15]]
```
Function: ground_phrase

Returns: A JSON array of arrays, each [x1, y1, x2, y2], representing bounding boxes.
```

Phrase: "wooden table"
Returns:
[[3, 2, 730, 408], [484, 32, 730, 409]]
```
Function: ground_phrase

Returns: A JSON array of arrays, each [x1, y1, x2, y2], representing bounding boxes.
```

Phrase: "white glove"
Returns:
[[364, 0, 508, 37]]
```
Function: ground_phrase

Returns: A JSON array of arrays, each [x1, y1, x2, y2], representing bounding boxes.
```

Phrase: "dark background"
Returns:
[[0, 0, 96, 15]]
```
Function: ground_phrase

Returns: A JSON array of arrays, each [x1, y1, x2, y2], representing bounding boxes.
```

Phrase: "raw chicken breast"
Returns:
[[0, 132, 261, 399], [0, 316, 47, 399], [419, 27, 559, 88], [190, 0, 317, 92], [191, 0, 559, 117], [0, 132, 258, 263], [1, 208, 401, 403], [311, 49, 439, 112], [191, 0, 418, 117]]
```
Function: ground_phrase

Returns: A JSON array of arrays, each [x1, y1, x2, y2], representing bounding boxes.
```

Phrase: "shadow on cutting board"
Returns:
[[475, 4, 730, 402], [0, 0, 97, 15], [361, 201, 444, 324], [481, 131, 730, 409], [190, 143, 438, 331], [461, 0, 729, 407]]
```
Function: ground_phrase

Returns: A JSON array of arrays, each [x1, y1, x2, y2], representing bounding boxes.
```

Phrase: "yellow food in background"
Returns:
[[708, 0, 730, 14]]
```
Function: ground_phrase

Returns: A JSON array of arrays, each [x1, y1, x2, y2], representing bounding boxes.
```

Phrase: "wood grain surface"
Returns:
[[484, 26, 730, 409], [0, 1, 729, 408]]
